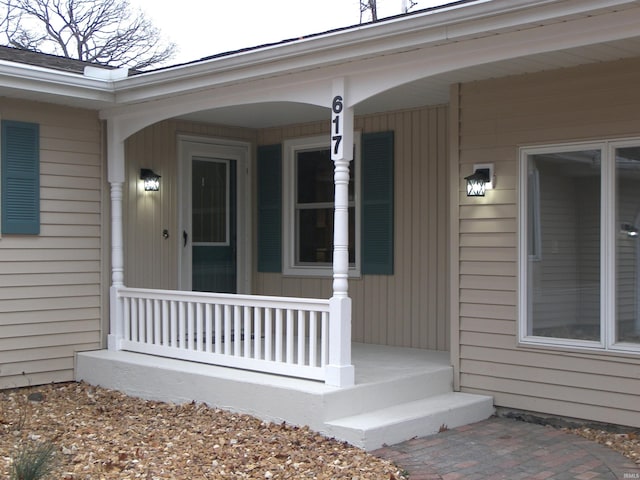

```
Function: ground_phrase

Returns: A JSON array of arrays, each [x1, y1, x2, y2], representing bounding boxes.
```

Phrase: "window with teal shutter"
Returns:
[[1, 121, 40, 235], [362, 131, 394, 275], [257, 144, 282, 272], [257, 133, 393, 276]]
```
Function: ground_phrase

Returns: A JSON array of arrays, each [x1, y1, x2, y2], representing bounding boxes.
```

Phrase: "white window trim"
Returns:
[[282, 133, 361, 277], [518, 139, 640, 355]]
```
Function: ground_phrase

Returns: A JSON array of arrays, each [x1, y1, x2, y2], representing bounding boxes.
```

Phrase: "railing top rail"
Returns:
[[116, 287, 330, 311]]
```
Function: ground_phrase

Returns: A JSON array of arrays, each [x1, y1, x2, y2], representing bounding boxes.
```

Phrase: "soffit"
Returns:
[[176, 34, 640, 129]]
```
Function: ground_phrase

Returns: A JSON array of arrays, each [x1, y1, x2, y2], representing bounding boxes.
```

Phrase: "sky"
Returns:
[[130, 0, 449, 65]]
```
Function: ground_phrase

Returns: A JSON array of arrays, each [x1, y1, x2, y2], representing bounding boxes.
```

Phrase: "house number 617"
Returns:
[[331, 95, 343, 159]]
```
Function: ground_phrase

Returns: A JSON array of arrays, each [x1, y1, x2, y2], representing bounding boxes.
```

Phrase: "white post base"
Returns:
[[326, 296, 355, 387], [325, 364, 355, 388], [108, 285, 124, 351]]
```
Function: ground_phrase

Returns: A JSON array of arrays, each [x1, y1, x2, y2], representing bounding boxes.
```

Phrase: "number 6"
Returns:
[[332, 95, 343, 114]]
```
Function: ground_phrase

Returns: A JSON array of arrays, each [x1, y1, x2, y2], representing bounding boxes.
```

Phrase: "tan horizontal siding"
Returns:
[[0, 308, 100, 326], [0, 98, 104, 388], [456, 57, 640, 427], [0, 371, 75, 390]]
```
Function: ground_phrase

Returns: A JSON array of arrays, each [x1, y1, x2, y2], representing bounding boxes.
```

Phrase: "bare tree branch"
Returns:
[[0, 0, 176, 69]]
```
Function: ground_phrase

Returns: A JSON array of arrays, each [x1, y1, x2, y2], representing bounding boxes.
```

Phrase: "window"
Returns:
[[519, 140, 640, 352], [283, 134, 360, 276], [256, 131, 394, 277]]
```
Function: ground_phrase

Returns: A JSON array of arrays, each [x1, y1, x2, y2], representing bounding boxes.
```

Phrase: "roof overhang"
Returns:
[[1, 0, 640, 130]]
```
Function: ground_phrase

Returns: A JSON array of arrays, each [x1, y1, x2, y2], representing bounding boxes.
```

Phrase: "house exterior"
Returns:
[[1, 0, 639, 445]]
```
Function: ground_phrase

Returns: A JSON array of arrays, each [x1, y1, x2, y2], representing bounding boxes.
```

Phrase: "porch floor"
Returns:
[[76, 343, 493, 450]]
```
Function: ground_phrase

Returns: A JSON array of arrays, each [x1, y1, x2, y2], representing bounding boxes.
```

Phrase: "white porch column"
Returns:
[[326, 78, 355, 387], [106, 121, 126, 351]]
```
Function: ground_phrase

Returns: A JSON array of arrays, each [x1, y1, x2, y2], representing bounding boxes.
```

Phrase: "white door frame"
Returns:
[[178, 135, 251, 293]]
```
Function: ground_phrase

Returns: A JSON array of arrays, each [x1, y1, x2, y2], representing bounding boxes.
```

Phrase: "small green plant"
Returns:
[[10, 441, 57, 480]]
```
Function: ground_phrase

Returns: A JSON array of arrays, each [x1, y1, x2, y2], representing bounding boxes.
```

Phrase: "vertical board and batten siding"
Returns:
[[256, 106, 450, 350], [123, 120, 257, 290], [0, 98, 103, 388], [126, 108, 449, 350], [456, 58, 640, 427]]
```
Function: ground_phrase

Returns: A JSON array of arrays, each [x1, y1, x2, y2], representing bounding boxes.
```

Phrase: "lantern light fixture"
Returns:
[[464, 163, 494, 197], [140, 168, 160, 191], [621, 223, 639, 238]]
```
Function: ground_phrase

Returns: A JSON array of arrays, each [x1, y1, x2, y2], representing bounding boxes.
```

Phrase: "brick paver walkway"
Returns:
[[373, 417, 640, 480]]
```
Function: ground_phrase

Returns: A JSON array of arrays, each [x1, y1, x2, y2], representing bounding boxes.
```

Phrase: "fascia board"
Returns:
[[111, 0, 639, 105], [0, 60, 115, 104]]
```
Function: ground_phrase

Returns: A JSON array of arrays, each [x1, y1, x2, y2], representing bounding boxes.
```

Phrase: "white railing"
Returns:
[[110, 288, 332, 382]]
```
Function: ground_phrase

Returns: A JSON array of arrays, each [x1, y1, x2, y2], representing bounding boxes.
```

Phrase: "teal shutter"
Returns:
[[2, 121, 40, 235], [257, 144, 282, 272], [362, 131, 394, 275]]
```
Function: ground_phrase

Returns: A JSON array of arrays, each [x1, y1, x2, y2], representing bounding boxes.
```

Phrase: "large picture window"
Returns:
[[283, 135, 360, 276], [519, 140, 640, 352]]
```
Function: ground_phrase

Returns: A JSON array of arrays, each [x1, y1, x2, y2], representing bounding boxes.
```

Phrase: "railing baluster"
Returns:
[[234, 306, 241, 356], [161, 300, 169, 346], [135, 298, 143, 342], [275, 308, 283, 363], [286, 309, 294, 364], [254, 307, 262, 360], [205, 304, 213, 353], [321, 311, 329, 367], [243, 306, 251, 358], [224, 304, 232, 355], [178, 302, 186, 349], [297, 310, 306, 366], [153, 299, 161, 345], [170, 301, 177, 347], [145, 299, 152, 344], [195, 303, 204, 352], [123, 297, 131, 342], [264, 308, 272, 362], [215, 304, 222, 354], [309, 311, 318, 367], [186, 302, 194, 351]]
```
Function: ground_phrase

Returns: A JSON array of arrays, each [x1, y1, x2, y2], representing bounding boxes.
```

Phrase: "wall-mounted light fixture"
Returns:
[[140, 168, 160, 191], [464, 163, 494, 197], [620, 223, 638, 238]]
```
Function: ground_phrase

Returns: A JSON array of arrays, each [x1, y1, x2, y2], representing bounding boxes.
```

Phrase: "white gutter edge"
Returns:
[[1, 0, 638, 107], [110, 0, 640, 100], [0, 59, 116, 103], [84, 65, 129, 81]]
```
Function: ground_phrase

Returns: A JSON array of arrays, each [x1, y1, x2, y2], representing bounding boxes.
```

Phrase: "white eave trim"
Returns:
[[0, 59, 116, 103], [109, 0, 640, 105]]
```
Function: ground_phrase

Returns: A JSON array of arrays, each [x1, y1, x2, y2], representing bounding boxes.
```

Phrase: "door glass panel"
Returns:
[[191, 157, 236, 294], [615, 146, 640, 344], [527, 150, 601, 341], [192, 158, 228, 245]]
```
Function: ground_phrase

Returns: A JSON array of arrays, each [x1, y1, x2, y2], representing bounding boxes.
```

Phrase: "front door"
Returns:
[[180, 139, 249, 293]]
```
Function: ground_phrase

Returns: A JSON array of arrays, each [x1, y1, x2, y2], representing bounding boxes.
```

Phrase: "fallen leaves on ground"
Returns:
[[0, 382, 406, 479], [568, 427, 640, 465]]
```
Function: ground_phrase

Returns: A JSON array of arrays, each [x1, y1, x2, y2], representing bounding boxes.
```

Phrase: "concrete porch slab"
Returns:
[[76, 343, 493, 450]]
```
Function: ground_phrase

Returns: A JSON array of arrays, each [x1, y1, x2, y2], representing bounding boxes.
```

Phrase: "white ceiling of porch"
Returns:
[[176, 36, 640, 129]]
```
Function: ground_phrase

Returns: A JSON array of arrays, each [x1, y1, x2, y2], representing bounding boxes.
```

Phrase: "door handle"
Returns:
[[183, 230, 188, 247]]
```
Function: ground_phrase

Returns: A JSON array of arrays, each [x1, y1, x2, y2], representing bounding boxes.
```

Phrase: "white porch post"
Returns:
[[326, 78, 355, 387], [106, 121, 126, 351]]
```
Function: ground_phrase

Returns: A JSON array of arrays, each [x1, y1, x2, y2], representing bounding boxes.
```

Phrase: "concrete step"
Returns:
[[323, 392, 495, 451], [321, 364, 454, 421]]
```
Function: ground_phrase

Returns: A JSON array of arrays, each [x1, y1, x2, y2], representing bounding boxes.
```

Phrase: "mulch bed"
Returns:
[[0, 382, 406, 479], [1, 382, 638, 479]]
